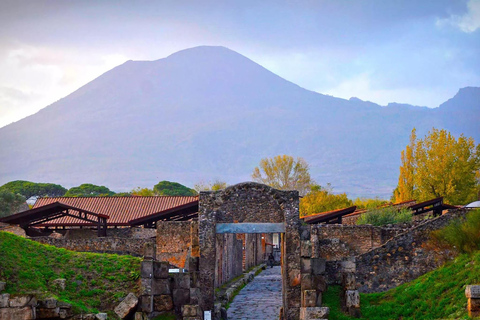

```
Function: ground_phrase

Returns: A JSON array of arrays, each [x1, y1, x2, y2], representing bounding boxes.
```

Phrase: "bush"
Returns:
[[353, 197, 389, 210], [430, 209, 480, 254], [356, 207, 412, 226]]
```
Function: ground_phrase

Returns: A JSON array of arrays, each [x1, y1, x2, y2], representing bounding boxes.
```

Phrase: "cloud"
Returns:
[[437, 0, 480, 32]]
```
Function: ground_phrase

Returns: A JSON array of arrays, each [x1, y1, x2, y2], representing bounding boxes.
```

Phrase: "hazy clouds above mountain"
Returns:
[[0, 0, 479, 127]]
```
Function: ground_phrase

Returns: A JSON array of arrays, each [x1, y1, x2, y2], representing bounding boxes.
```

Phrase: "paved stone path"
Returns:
[[227, 266, 282, 320]]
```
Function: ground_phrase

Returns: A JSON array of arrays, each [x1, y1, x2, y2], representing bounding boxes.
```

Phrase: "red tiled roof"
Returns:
[[33, 196, 198, 226]]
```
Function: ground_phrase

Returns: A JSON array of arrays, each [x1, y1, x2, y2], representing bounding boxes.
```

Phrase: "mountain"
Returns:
[[0, 46, 479, 198]]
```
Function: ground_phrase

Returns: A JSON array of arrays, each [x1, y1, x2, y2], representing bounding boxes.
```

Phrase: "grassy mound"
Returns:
[[0, 231, 141, 316], [324, 251, 480, 319]]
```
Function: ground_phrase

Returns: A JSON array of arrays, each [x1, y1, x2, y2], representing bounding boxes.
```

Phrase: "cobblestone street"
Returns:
[[227, 266, 282, 320]]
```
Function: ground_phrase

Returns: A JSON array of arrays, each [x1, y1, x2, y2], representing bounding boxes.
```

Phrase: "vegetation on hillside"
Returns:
[[194, 179, 228, 192], [65, 183, 116, 197], [353, 197, 388, 210], [393, 128, 480, 204], [0, 190, 26, 217], [0, 231, 141, 316], [356, 207, 412, 226], [0, 180, 67, 199], [153, 180, 197, 196], [430, 209, 480, 254], [325, 250, 480, 320]]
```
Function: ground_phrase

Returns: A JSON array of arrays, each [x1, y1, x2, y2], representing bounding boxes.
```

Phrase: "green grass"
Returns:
[[0, 231, 141, 316], [324, 251, 480, 319]]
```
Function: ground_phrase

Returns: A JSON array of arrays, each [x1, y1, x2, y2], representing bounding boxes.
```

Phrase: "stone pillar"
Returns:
[[340, 258, 361, 318], [198, 193, 216, 316], [466, 285, 480, 317], [283, 192, 302, 320]]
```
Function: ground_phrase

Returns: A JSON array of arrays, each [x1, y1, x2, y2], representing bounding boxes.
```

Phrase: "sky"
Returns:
[[0, 0, 479, 128]]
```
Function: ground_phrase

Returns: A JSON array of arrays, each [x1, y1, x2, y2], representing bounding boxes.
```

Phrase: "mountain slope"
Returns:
[[0, 46, 478, 198]]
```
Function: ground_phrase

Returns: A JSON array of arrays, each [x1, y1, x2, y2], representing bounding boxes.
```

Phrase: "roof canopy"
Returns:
[[0, 202, 109, 236]]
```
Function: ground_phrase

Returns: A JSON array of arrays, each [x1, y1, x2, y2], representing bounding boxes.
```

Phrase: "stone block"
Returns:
[[143, 242, 155, 259], [174, 273, 190, 289], [302, 290, 317, 307], [466, 285, 480, 298], [182, 304, 201, 317], [301, 240, 312, 257], [345, 290, 360, 308], [138, 295, 152, 312], [0, 293, 9, 308], [57, 301, 72, 309], [299, 306, 329, 319], [311, 258, 326, 275], [153, 261, 169, 279], [301, 274, 314, 290], [141, 260, 154, 278], [37, 307, 60, 319], [39, 298, 57, 309], [59, 308, 72, 319], [341, 258, 356, 273], [301, 258, 311, 274], [468, 298, 480, 311], [188, 257, 199, 271], [190, 288, 201, 304], [154, 295, 173, 312], [0, 306, 34, 320], [114, 293, 138, 319], [172, 289, 190, 307], [95, 313, 108, 320], [342, 272, 356, 290], [153, 279, 171, 295], [9, 295, 33, 308], [313, 275, 327, 293], [0, 282, 5, 292]]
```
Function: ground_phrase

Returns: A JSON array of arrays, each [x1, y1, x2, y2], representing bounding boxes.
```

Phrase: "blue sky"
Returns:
[[0, 0, 479, 127]]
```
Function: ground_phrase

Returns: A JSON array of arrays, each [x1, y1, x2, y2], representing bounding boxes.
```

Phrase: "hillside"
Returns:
[[0, 231, 141, 316], [0, 46, 478, 198], [324, 252, 480, 319]]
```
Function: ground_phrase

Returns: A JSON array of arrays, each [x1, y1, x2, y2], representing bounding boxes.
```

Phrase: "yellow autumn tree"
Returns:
[[393, 128, 480, 204], [252, 155, 313, 196], [393, 128, 417, 202], [300, 184, 352, 217]]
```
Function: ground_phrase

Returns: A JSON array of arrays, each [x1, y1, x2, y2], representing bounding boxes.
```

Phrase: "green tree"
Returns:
[[131, 187, 155, 196], [353, 197, 389, 210], [252, 155, 314, 196], [194, 180, 228, 192], [393, 128, 480, 204], [300, 184, 352, 217], [0, 180, 67, 199], [153, 181, 197, 196], [0, 190, 26, 218], [64, 184, 115, 197]]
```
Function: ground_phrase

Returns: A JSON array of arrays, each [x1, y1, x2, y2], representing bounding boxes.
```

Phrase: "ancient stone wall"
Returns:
[[355, 209, 466, 293], [33, 236, 154, 257], [156, 221, 198, 269], [215, 233, 243, 287], [311, 224, 400, 261]]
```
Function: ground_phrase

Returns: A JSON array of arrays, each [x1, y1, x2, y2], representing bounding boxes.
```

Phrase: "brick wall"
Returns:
[[156, 221, 198, 269]]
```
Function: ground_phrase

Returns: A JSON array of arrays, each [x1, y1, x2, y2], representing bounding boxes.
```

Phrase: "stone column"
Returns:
[[466, 285, 480, 317], [340, 258, 361, 318]]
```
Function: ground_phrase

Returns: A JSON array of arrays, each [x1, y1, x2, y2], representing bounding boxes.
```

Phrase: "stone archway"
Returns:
[[198, 182, 302, 320]]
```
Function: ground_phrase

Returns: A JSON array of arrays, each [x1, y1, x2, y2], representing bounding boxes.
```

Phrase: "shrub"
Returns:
[[356, 206, 412, 226], [353, 197, 389, 210], [430, 209, 480, 254]]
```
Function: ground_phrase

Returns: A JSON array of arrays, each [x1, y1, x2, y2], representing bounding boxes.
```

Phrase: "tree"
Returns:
[[0, 180, 67, 199], [131, 187, 155, 196], [393, 129, 417, 202], [393, 128, 480, 204], [252, 155, 313, 196], [0, 190, 26, 218], [194, 180, 228, 192], [300, 184, 352, 217], [153, 181, 197, 196], [64, 184, 115, 197]]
